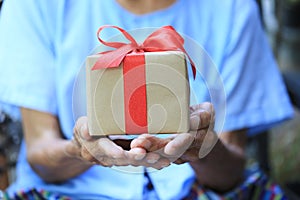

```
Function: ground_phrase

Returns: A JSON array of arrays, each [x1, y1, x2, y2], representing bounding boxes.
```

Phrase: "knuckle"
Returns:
[[192, 130, 206, 147], [101, 159, 113, 167], [200, 110, 211, 127], [81, 147, 96, 162]]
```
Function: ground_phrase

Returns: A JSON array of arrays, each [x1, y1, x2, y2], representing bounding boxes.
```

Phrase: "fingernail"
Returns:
[[143, 140, 152, 150], [80, 124, 87, 139], [147, 159, 158, 164], [134, 138, 151, 149], [191, 115, 200, 123], [160, 162, 170, 168], [191, 115, 200, 129], [134, 154, 145, 160]]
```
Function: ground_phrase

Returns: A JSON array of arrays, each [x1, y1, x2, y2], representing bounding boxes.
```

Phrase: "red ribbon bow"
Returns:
[[92, 25, 196, 79]]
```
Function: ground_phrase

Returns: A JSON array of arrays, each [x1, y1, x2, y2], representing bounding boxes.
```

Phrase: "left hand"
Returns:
[[130, 102, 218, 169]]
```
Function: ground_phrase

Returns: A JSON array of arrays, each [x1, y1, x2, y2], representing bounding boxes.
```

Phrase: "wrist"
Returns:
[[28, 139, 93, 182]]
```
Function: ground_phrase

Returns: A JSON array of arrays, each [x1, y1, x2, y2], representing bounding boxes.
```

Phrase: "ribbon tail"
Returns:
[[185, 54, 197, 79], [92, 52, 125, 70]]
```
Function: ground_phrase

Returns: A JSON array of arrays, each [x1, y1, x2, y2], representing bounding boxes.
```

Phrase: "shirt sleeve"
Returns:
[[220, 0, 293, 135], [0, 0, 57, 114]]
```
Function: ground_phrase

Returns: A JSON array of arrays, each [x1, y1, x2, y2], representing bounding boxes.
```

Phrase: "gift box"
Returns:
[[86, 51, 190, 136], [85, 25, 196, 136]]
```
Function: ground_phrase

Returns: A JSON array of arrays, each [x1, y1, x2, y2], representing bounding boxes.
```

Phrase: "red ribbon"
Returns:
[[122, 54, 148, 134], [92, 25, 196, 79]]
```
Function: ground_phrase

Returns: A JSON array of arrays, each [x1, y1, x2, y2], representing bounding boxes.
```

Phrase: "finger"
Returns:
[[130, 135, 152, 150], [80, 123, 93, 141], [190, 102, 215, 130], [190, 109, 211, 131], [191, 129, 208, 148], [98, 138, 125, 159], [96, 157, 114, 167], [144, 152, 161, 164], [75, 116, 88, 131], [131, 134, 172, 152], [164, 133, 194, 156], [126, 147, 147, 161], [147, 158, 171, 170], [190, 102, 214, 116], [130, 151, 162, 166], [79, 137, 124, 162], [75, 116, 93, 141], [129, 156, 170, 169]]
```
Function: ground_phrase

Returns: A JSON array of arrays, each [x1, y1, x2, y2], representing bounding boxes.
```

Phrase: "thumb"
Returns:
[[164, 133, 193, 156]]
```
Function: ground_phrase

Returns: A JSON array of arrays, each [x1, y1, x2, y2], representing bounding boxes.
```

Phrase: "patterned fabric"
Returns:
[[2, 189, 71, 200], [2, 165, 287, 200], [185, 164, 287, 200]]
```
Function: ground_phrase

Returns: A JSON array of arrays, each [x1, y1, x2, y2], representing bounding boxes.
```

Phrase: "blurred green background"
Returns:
[[260, 0, 300, 198]]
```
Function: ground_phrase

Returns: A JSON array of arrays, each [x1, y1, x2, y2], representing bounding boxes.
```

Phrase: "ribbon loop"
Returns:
[[93, 25, 196, 79], [97, 25, 139, 49]]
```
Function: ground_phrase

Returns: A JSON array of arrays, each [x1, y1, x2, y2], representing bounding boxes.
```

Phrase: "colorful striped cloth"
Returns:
[[1, 189, 71, 200], [1, 164, 287, 200], [185, 164, 287, 200]]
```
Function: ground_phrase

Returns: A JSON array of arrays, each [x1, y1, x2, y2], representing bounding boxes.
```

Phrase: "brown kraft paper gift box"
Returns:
[[86, 51, 190, 136]]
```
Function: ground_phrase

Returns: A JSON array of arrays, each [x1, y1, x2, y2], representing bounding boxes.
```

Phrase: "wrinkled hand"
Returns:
[[71, 102, 217, 169], [131, 102, 218, 165], [71, 117, 170, 168]]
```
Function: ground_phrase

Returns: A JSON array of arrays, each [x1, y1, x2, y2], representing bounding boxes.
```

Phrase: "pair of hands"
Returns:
[[72, 103, 218, 169]]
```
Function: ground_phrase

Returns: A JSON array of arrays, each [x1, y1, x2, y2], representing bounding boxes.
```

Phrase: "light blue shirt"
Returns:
[[0, 0, 293, 199]]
